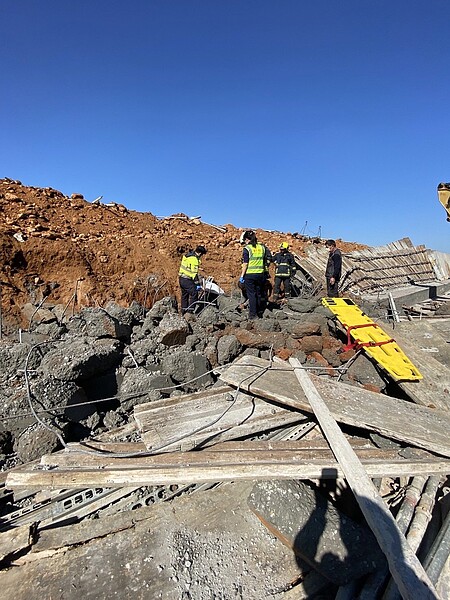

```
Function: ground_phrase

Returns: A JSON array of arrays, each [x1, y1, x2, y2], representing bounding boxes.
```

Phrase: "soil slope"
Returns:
[[0, 177, 364, 329]]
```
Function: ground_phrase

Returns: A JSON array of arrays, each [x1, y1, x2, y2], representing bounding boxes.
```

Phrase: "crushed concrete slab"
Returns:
[[248, 480, 385, 586], [0, 482, 307, 600]]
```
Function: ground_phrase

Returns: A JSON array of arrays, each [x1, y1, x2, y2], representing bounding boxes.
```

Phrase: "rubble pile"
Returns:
[[0, 295, 387, 465]]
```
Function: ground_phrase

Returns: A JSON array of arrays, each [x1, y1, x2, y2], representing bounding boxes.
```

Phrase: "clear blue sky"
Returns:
[[2, 1, 450, 252]]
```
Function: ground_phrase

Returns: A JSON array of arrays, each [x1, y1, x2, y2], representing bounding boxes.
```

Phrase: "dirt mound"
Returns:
[[0, 178, 364, 329]]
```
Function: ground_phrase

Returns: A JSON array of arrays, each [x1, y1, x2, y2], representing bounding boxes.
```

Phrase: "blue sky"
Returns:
[[2, 1, 449, 251]]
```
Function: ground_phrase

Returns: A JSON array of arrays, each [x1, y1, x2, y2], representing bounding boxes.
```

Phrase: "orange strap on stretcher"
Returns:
[[343, 323, 395, 352]]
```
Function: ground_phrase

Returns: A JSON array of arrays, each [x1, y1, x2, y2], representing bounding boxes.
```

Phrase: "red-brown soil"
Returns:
[[0, 178, 364, 329]]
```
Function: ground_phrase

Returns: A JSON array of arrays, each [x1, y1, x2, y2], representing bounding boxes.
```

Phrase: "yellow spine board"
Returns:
[[322, 297, 422, 381]]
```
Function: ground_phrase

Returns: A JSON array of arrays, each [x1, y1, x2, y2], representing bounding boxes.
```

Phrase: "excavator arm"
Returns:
[[437, 182, 450, 221]]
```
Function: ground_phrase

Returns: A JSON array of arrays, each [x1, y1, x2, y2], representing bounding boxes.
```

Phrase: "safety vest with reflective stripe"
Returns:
[[179, 253, 200, 279], [274, 251, 295, 277], [244, 243, 265, 274]]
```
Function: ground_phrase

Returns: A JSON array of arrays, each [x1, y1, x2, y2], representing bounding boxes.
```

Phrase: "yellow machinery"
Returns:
[[322, 297, 422, 382], [437, 182, 450, 221]]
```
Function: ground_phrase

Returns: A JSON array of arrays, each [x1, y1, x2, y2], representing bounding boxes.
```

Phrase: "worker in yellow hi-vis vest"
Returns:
[[179, 245, 207, 315], [239, 230, 272, 320]]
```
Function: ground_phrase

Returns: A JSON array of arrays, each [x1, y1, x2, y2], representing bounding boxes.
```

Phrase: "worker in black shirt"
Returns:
[[239, 230, 272, 319], [272, 242, 296, 302], [325, 239, 342, 297]]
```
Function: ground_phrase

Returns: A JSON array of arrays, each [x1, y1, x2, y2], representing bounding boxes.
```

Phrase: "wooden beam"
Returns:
[[219, 356, 450, 457], [289, 357, 440, 600], [133, 386, 311, 452], [6, 449, 449, 490]]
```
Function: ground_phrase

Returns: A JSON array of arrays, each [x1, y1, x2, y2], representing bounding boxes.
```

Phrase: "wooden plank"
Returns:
[[219, 356, 450, 457], [134, 387, 310, 452], [289, 357, 440, 600], [40, 446, 411, 468], [64, 437, 375, 454], [389, 326, 450, 411], [6, 453, 449, 490], [133, 385, 232, 415]]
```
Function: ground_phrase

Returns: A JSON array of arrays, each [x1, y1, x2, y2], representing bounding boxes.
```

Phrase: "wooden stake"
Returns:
[[289, 357, 440, 600]]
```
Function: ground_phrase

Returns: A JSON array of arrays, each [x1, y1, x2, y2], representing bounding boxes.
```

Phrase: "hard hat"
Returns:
[[239, 232, 246, 244], [280, 242, 289, 249], [195, 245, 207, 255]]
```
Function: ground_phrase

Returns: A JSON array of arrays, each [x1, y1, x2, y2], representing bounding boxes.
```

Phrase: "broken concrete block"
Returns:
[[158, 312, 190, 346], [248, 480, 385, 586], [119, 367, 173, 410], [74, 307, 131, 340], [286, 298, 318, 313], [21, 302, 55, 325], [161, 350, 213, 390], [196, 305, 220, 326], [146, 296, 178, 320], [253, 318, 281, 332], [300, 335, 323, 353], [289, 322, 321, 338], [40, 338, 122, 381], [14, 423, 61, 462], [217, 334, 242, 365], [347, 354, 387, 392]]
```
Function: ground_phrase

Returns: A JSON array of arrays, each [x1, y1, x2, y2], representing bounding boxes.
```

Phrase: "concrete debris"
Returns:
[[0, 291, 447, 596], [248, 479, 385, 585]]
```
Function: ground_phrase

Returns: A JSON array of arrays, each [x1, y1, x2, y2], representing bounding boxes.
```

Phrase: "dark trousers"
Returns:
[[273, 276, 291, 299], [326, 278, 339, 297], [179, 276, 198, 313], [244, 274, 266, 318]]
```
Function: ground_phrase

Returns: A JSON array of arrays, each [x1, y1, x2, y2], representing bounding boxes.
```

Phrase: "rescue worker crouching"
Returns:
[[239, 230, 272, 320], [179, 245, 207, 315], [272, 241, 296, 302]]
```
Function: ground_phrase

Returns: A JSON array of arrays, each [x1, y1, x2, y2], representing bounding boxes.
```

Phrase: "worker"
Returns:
[[239, 230, 272, 320], [272, 241, 296, 302], [325, 239, 342, 297], [179, 245, 207, 314]]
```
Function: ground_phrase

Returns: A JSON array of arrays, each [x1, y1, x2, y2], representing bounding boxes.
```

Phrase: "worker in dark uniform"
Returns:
[[179, 245, 207, 314], [272, 241, 296, 302], [239, 230, 272, 320], [325, 239, 342, 297]]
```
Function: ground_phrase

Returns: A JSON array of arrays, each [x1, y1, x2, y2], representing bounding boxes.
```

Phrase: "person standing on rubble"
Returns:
[[272, 241, 296, 302], [239, 230, 272, 320], [179, 245, 207, 314], [325, 239, 342, 297]]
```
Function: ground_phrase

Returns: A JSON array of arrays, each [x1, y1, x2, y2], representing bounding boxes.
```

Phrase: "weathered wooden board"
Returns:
[[64, 437, 374, 455], [6, 449, 449, 489], [133, 385, 310, 452], [389, 326, 450, 410], [40, 444, 409, 468], [219, 356, 450, 457]]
